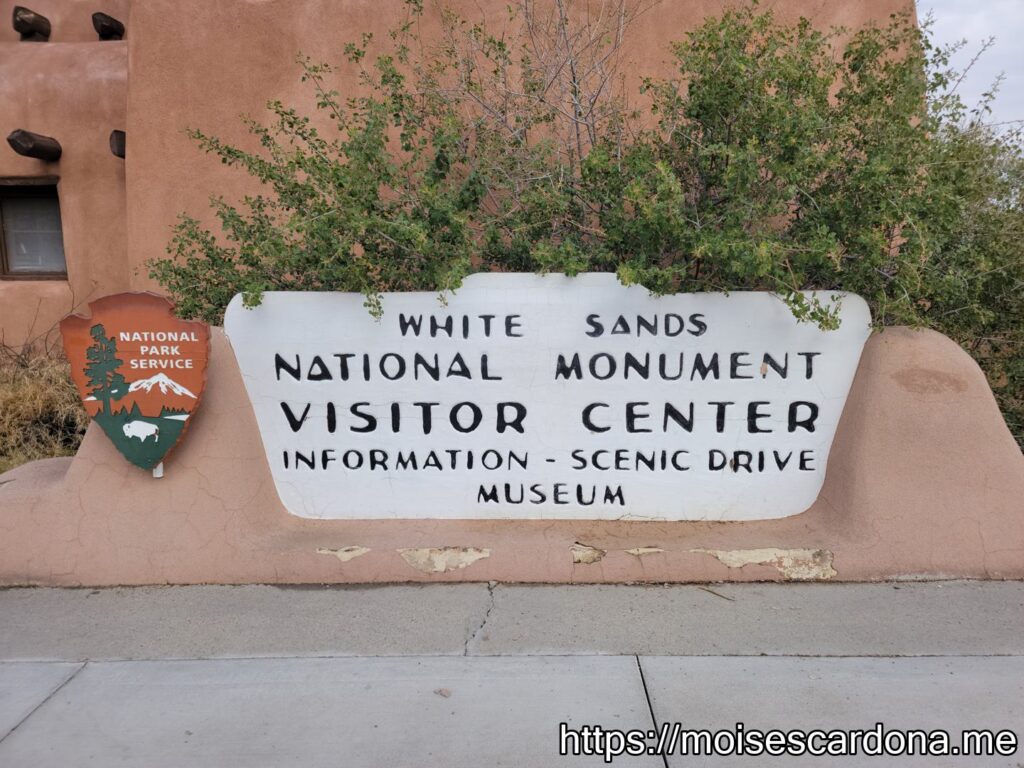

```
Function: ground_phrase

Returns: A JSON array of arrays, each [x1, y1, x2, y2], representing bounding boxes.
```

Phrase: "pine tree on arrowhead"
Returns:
[[85, 324, 127, 416]]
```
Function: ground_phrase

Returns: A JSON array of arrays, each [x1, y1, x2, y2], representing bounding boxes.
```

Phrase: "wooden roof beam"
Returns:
[[7, 130, 62, 162], [92, 12, 124, 40], [12, 6, 50, 41]]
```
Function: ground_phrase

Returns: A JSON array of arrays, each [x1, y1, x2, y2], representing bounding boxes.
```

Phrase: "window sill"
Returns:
[[0, 273, 68, 281]]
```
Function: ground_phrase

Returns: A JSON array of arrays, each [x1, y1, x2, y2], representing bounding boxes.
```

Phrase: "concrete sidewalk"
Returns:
[[1, 582, 1022, 766]]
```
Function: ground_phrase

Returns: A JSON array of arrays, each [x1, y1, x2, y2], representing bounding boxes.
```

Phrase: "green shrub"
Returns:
[[149, 1, 1023, 446]]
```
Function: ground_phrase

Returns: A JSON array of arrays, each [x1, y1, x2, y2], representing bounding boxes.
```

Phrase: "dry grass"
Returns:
[[0, 341, 88, 475]]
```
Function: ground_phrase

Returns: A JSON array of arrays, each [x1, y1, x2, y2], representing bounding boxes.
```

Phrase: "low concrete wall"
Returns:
[[1, 326, 1021, 585]]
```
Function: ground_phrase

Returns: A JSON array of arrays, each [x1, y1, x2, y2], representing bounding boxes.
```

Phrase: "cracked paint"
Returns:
[[571, 542, 606, 565], [398, 547, 490, 574], [316, 546, 371, 563], [625, 547, 664, 557], [691, 547, 837, 580]]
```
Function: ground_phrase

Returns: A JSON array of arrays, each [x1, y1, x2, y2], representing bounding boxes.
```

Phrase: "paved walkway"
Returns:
[[0, 582, 1022, 766]]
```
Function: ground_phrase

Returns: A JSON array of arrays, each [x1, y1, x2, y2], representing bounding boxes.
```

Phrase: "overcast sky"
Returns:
[[919, 0, 1024, 126]]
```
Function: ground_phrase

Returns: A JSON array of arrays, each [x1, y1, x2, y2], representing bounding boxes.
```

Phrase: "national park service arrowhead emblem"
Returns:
[[60, 293, 210, 471]]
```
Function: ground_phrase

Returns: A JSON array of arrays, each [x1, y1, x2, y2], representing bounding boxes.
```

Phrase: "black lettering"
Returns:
[[555, 354, 583, 380], [379, 353, 406, 380], [730, 352, 753, 379], [799, 450, 816, 470], [663, 402, 694, 432], [280, 402, 311, 432], [747, 401, 772, 433], [604, 486, 625, 505], [496, 402, 527, 434], [413, 353, 440, 381], [415, 402, 439, 434], [710, 401, 734, 432], [480, 354, 502, 380], [626, 402, 652, 433], [636, 315, 658, 336], [664, 314, 684, 337], [430, 315, 454, 337], [623, 353, 650, 380], [446, 353, 471, 379], [691, 353, 719, 380], [333, 353, 354, 380], [350, 402, 377, 433], [732, 451, 752, 473], [762, 353, 788, 378], [450, 402, 483, 433], [582, 403, 610, 433], [659, 354, 684, 380], [306, 355, 332, 381], [398, 314, 423, 336], [275, 354, 302, 381], [788, 401, 819, 433], [369, 449, 388, 470], [798, 352, 821, 379], [589, 353, 616, 380]]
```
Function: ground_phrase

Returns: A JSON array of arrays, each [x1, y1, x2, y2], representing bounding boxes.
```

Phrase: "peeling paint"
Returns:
[[690, 547, 837, 580], [316, 546, 371, 563], [625, 546, 664, 557], [571, 542, 606, 565], [398, 547, 490, 574]]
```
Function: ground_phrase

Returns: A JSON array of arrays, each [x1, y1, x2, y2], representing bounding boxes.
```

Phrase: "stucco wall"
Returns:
[[0, 0, 912, 344], [0, 34, 127, 343], [1, 325, 1021, 585], [120, 0, 915, 290]]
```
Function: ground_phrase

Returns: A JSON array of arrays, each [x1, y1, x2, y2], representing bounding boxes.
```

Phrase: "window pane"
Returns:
[[2, 194, 67, 273]]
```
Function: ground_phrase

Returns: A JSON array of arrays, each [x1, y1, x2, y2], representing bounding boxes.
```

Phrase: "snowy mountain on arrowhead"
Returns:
[[127, 373, 197, 399]]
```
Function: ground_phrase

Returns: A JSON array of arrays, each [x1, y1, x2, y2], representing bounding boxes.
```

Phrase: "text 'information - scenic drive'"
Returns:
[[224, 274, 871, 520]]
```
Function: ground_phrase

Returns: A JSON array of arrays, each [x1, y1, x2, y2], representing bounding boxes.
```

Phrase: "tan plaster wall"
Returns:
[[0, 39, 127, 343], [2, 326, 1021, 585], [0, 0, 912, 343], [122, 0, 914, 288]]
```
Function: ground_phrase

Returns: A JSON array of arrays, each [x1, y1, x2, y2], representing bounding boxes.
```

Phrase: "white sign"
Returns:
[[224, 274, 871, 521]]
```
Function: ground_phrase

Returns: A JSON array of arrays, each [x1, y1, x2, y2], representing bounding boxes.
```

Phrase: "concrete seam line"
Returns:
[[635, 655, 670, 768], [464, 581, 497, 656], [0, 661, 86, 746]]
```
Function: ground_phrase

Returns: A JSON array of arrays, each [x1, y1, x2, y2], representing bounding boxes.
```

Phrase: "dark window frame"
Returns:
[[0, 180, 68, 281]]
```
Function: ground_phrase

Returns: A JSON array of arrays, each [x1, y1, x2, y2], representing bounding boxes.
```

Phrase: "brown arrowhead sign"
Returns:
[[60, 293, 210, 471]]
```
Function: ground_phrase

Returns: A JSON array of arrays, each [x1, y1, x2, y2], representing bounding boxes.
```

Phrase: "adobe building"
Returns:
[[4, 0, 1023, 588], [0, 0, 915, 345]]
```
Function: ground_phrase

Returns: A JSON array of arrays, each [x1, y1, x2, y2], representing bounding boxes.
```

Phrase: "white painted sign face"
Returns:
[[224, 274, 871, 521]]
